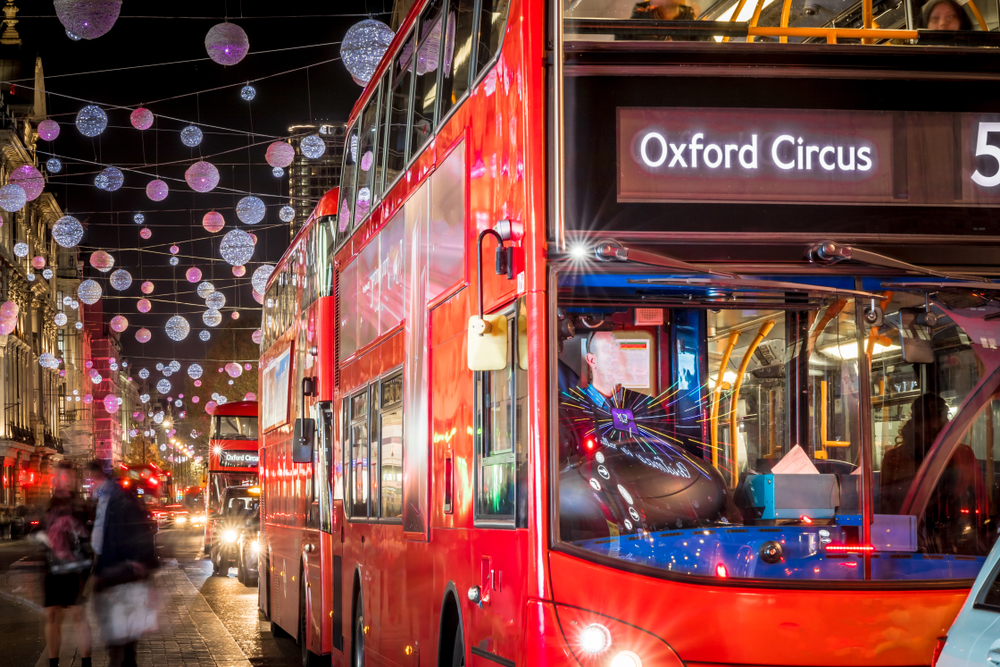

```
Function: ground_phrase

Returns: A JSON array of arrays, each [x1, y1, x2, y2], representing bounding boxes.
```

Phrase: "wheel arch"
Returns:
[[437, 581, 467, 667]]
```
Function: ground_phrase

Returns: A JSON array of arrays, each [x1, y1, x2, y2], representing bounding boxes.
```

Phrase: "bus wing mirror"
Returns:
[[292, 418, 316, 463], [468, 313, 508, 371]]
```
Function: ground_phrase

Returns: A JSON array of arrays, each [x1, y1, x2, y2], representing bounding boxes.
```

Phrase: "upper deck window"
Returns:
[[213, 415, 259, 441], [411, 0, 446, 155]]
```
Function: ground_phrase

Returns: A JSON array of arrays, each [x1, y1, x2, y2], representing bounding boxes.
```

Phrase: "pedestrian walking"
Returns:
[[40, 461, 93, 667], [88, 461, 159, 667], [0, 505, 11, 539]]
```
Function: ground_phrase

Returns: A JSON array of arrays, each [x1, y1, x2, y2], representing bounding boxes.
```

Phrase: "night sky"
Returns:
[[7, 0, 385, 367]]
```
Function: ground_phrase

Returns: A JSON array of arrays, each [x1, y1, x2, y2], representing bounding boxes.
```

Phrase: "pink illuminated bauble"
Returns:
[[31, 256, 45, 269], [225, 362, 242, 378], [205, 400, 218, 415], [185, 160, 220, 193], [141, 281, 154, 294], [135, 328, 151, 343], [11, 165, 45, 201], [178, 393, 184, 399], [169, 245, 179, 255], [38, 120, 60, 141], [251, 330, 261, 345], [252, 290, 263, 305], [186, 267, 202, 283], [244, 392, 257, 401], [59, 370, 66, 377], [265, 141, 295, 168], [194, 380, 202, 387], [205, 22, 249, 66], [103, 394, 120, 414], [140, 227, 152, 240], [84, 360, 93, 370], [90, 250, 114, 272], [192, 396, 200, 403], [232, 265, 245, 277], [137, 298, 151, 313], [110, 315, 128, 332], [130, 107, 153, 130], [249, 233, 257, 244], [146, 179, 169, 201], [202, 211, 225, 233], [231, 311, 240, 320], [244, 363, 252, 370], [83, 395, 92, 405]]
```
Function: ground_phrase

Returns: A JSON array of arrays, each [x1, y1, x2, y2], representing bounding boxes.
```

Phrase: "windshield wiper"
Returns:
[[593, 239, 739, 278], [808, 241, 989, 283]]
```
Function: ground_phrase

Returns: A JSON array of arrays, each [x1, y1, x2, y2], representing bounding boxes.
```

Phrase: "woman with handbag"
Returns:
[[42, 462, 93, 667]]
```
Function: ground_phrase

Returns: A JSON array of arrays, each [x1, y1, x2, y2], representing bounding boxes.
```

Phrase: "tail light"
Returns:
[[931, 637, 947, 667]]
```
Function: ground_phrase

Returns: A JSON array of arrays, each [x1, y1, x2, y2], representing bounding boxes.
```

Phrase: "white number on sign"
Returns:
[[972, 122, 1000, 188]]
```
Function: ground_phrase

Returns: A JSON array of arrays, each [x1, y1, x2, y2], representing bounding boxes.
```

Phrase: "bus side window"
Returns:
[[381, 373, 404, 519], [369, 383, 382, 518], [350, 390, 370, 518], [439, 0, 476, 120], [384, 29, 415, 189], [410, 0, 445, 157], [475, 0, 512, 78]]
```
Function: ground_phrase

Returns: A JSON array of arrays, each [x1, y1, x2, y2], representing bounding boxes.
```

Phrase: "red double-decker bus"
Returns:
[[259, 1, 1000, 666], [206, 400, 259, 549]]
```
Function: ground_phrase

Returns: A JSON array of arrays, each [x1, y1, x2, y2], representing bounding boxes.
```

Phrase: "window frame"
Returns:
[[347, 386, 370, 520], [381, 24, 418, 198], [379, 369, 404, 522], [353, 81, 383, 232]]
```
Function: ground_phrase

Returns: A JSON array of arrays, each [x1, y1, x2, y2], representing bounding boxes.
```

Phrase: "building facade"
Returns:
[[287, 123, 346, 238]]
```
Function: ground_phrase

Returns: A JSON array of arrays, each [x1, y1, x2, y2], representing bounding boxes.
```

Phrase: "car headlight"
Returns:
[[251, 540, 259, 553], [223, 529, 238, 543], [175, 516, 187, 524], [193, 514, 206, 522]]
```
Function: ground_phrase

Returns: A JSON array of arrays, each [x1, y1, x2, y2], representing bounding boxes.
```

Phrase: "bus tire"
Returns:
[[450, 630, 465, 667], [351, 598, 365, 667], [300, 576, 323, 667]]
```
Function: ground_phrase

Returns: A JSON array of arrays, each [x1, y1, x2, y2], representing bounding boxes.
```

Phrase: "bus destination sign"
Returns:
[[219, 450, 259, 469], [618, 107, 1000, 207]]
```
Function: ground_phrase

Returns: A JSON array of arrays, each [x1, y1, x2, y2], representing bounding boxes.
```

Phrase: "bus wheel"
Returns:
[[451, 630, 466, 667], [299, 578, 324, 667], [352, 600, 365, 667]]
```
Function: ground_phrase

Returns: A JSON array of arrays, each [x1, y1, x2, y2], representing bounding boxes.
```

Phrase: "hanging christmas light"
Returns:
[[140, 227, 152, 240], [279, 206, 295, 222], [11, 165, 44, 200], [231, 311, 240, 320], [205, 22, 249, 66], [156, 379, 171, 394], [252, 289, 264, 305], [95, 166, 123, 191], [185, 160, 220, 193], [54, 312, 67, 327], [165, 315, 191, 341], [225, 362, 242, 378], [38, 352, 57, 369], [66, 30, 81, 40], [169, 257, 179, 266], [252, 265, 274, 293], [75, 105, 107, 136], [0, 184, 27, 212], [38, 119, 60, 140], [77, 279, 102, 305], [103, 393, 120, 413], [265, 141, 295, 168], [202, 309, 222, 327], [232, 266, 245, 277], [110, 315, 128, 332], [89, 250, 114, 272], [219, 229, 255, 265], [135, 328, 151, 343], [139, 393, 150, 403], [31, 256, 45, 270], [186, 267, 202, 283], [340, 19, 394, 86], [109, 269, 132, 291], [236, 196, 265, 224], [196, 282, 215, 299], [240, 85, 256, 101], [130, 107, 154, 130], [75, 321, 83, 330], [139, 368, 149, 379], [0, 301, 17, 335], [26, 273, 35, 282], [155, 363, 164, 371], [54, 0, 122, 40], [205, 291, 226, 310], [43, 269, 53, 280], [45, 158, 62, 173], [300, 135, 326, 159], [180, 126, 203, 148], [169, 360, 180, 372], [141, 281, 154, 294], [199, 331, 210, 342], [137, 298, 151, 313], [146, 179, 169, 201], [52, 216, 84, 248], [252, 330, 262, 345], [202, 211, 225, 233], [133, 213, 144, 224], [272, 167, 284, 178]]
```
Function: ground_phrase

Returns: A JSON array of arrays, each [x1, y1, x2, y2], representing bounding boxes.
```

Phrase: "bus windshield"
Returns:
[[556, 273, 1000, 582], [212, 415, 259, 441]]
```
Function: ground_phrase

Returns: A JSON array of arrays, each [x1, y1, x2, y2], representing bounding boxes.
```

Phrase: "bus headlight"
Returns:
[[175, 516, 187, 524], [223, 529, 238, 543], [610, 651, 642, 667], [251, 540, 259, 553], [580, 623, 611, 654]]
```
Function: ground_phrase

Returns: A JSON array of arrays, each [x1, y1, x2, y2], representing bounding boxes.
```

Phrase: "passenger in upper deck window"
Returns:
[[619, 0, 708, 40], [921, 0, 973, 30]]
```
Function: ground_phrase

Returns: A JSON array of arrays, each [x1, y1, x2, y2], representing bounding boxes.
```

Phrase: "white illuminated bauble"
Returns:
[[133, 213, 144, 224], [236, 196, 265, 224], [219, 229, 255, 266], [205, 291, 226, 310], [157, 379, 171, 394], [39, 352, 56, 369], [300, 134, 326, 159], [205, 22, 249, 66], [279, 205, 295, 222], [0, 185, 26, 212], [135, 328, 151, 343], [139, 368, 149, 379], [90, 250, 114, 272], [52, 216, 84, 248], [340, 19, 394, 86], [203, 309, 222, 327], [140, 393, 149, 403], [272, 167, 284, 178], [174, 399, 182, 407], [199, 331, 210, 341], [95, 166, 123, 191], [146, 179, 168, 201], [46, 158, 62, 173], [180, 126, 203, 147], [54, 312, 67, 326], [25, 273, 35, 282], [153, 412, 164, 424], [196, 282, 215, 299], [43, 269, 53, 280], [13, 242, 27, 257], [162, 368, 172, 377], [252, 265, 275, 293], [38, 120, 60, 141], [109, 315, 128, 332], [130, 107, 153, 130], [11, 165, 44, 200], [165, 315, 190, 341], [185, 161, 220, 192], [109, 269, 132, 291], [55, 0, 121, 40], [75, 105, 107, 136], [169, 360, 180, 372], [241, 85, 256, 101], [155, 363, 163, 371], [75, 321, 83, 330], [77, 279, 102, 305], [169, 257, 179, 266]]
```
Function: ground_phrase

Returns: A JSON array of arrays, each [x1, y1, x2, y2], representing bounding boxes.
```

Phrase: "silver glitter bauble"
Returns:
[[219, 229, 255, 266], [300, 134, 326, 159], [75, 321, 83, 330], [279, 205, 295, 222], [180, 126, 203, 147], [95, 166, 123, 191], [75, 105, 107, 137], [133, 213, 144, 224], [54, 0, 122, 40], [168, 257, 178, 266], [42, 269, 53, 280], [187, 363, 203, 379], [196, 281, 216, 299], [13, 242, 28, 257], [165, 315, 191, 341], [199, 331, 210, 341], [272, 167, 284, 178], [205, 22, 249, 66], [340, 19, 394, 86], [156, 379, 171, 394], [39, 352, 57, 369], [0, 184, 26, 212], [26, 273, 35, 282], [52, 216, 84, 248], [236, 196, 265, 224], [54, 312, 67, 326], [252, 264, 274, 293], [46, 158, 62, 173], [139, 368, 149, 379], [77, 279, 102, 305], [109, 269, 132, 291], [205, 291, 226, 310], [168, 360, 180, 372], [202, 309, 222, 327], [241, 85, 256, 101]]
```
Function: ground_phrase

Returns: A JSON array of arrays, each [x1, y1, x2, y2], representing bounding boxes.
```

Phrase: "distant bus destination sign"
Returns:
[[220, 450, 259, 468]]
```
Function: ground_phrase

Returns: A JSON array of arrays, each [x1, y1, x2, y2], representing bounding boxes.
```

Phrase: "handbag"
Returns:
[[93, 578, 159, 645]]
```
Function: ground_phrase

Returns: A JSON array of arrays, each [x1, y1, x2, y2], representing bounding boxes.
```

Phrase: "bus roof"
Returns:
[[266, 186, 339, 294], [211, 400, 258, 417]]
